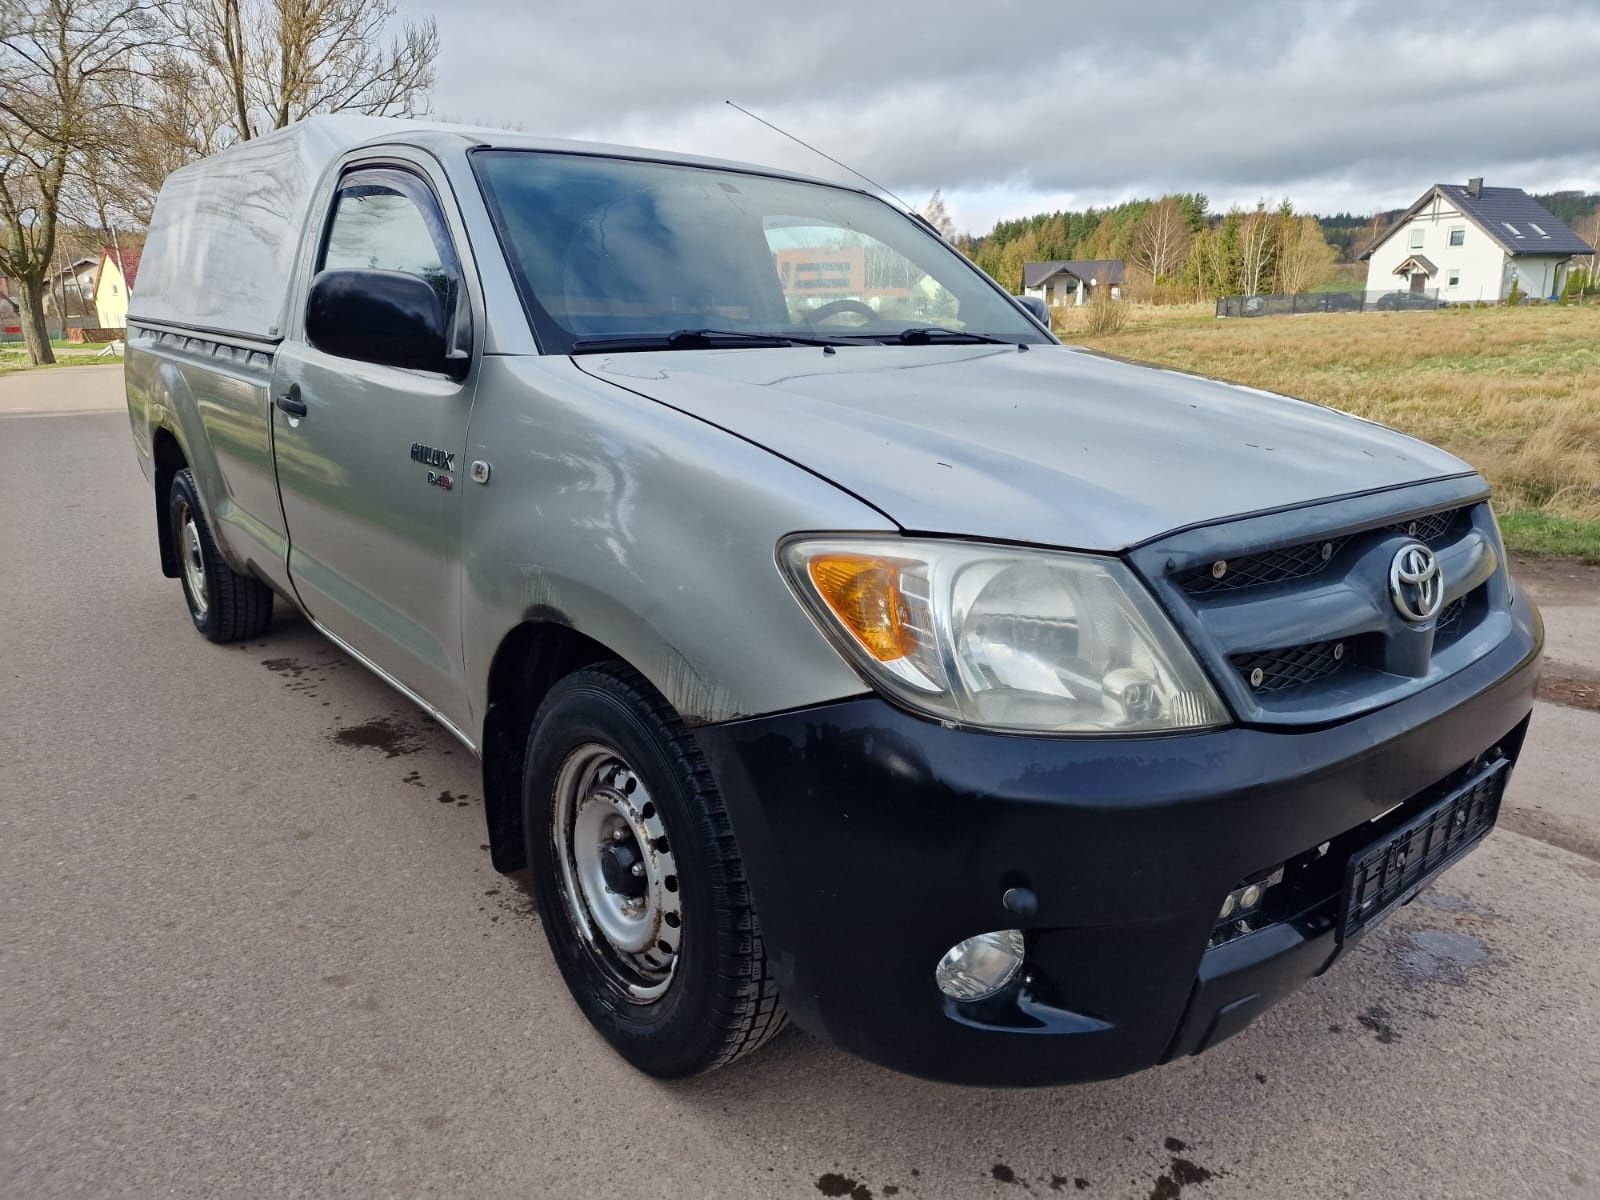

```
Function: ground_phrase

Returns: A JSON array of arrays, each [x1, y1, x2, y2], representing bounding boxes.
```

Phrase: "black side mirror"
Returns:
[[1015, 294, 1051, 326], [306, 268, 467, 379]]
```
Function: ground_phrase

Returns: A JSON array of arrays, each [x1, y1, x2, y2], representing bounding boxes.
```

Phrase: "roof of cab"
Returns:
[[130, 115, 855, 341], [373, 119, 846, 188]]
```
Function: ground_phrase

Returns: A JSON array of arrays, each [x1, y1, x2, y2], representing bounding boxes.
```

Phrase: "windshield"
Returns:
[[472, 151, 1048, 353]]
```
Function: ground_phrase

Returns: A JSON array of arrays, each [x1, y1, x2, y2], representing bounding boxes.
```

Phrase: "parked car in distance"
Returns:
[[1374, 289, 1441, 310], [125, 117, 1542, 1086], [1315, 291, 1364, 312]]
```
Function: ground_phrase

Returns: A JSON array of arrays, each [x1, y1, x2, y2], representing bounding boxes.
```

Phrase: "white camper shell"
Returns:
[[133, 117, 404, 338]]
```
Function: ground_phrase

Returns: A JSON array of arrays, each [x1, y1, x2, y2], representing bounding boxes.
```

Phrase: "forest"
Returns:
[[955, 190, 1600, 302]]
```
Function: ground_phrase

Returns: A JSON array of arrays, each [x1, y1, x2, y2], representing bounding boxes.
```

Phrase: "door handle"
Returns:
[[274, 386, 307, 419]]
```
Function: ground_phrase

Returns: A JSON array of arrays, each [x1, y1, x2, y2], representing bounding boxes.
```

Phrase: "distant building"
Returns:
[[1022, 259, 1124, 307], [46, 256, 100, 322], [1362, 179, 1594, 302], [93, 246, 142, 329], [774, 245, 869, 296]]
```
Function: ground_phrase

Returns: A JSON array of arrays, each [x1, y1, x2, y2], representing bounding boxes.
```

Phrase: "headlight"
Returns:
[[780, 536, 1228, 734]]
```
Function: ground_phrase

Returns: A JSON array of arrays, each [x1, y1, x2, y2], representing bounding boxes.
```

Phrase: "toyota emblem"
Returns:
[[1389, 542, 1444, 623]]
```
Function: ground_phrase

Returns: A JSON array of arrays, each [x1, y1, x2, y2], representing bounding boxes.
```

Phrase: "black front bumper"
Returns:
[[695, 592, 1541, 1087]]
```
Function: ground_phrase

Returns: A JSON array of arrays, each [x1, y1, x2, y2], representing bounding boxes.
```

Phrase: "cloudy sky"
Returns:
[[401, 0, 1600, 235]]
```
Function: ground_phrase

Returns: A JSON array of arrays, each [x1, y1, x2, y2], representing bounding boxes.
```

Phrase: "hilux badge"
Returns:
[[410, 442, 455, 471], [1389, 543, 1444, 623]]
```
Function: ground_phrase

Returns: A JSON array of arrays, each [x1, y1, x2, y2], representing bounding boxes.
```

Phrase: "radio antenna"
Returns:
[[724, 99, 919, 214]]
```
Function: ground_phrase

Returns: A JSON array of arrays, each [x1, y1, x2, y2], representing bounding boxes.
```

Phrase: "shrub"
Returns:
[[1081, 292, 1129, 335]]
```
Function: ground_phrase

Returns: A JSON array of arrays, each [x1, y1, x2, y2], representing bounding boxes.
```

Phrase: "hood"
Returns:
[[577, 343, 1472, 550]]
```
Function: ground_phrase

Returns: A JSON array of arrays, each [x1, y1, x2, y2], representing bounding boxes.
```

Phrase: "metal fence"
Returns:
[[1216, 290, 1441, 318], [1, 320, 66, 345]]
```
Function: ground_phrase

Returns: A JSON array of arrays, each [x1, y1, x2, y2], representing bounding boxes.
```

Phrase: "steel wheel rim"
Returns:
[[175, 498, 208, 617], [552, 743, 681, 1003]]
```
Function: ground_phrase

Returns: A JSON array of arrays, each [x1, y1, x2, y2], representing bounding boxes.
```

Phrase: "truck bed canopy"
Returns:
[[132, 116, 431, 339]]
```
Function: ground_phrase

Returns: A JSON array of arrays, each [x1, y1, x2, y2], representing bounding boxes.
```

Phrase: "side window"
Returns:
[[1409, 226, 1425, 249], [320, 168, 460, 318]]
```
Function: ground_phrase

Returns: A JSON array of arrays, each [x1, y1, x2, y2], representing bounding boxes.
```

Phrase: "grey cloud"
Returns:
[[410, 0, 1600, 224]]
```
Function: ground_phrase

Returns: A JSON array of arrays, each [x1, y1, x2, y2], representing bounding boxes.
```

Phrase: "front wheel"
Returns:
[[523, 663, 786, 1077]]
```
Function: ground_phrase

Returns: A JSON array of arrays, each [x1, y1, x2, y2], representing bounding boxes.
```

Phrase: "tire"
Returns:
[[524, 662, 786, 1077], [168, 468, 273, 643]]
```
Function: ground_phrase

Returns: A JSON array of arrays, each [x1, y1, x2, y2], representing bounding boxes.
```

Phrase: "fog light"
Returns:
[[935, 929, 1025, 1001], [1213, 867, 1287, 944]]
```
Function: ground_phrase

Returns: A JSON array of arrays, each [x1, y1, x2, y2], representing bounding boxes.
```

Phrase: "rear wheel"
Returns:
[[168, 469, 273, 643], [524, 662, 786, 1077]]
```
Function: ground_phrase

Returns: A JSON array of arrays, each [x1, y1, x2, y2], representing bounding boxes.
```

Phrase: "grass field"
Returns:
[[1063, 303, 1600, 562], [0, 339, 115, 376]]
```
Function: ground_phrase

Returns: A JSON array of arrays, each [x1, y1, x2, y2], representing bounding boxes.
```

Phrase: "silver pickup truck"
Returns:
[[125, 116, 1542, 1086]]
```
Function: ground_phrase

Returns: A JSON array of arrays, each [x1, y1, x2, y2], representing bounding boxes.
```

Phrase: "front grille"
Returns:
[[1178, 505, 1468, 598], [1385, 506, 1466, 545], [1340, 757, 1508, 938], [1436, 595, 1466, 635], [1231, 639, 1353, 692], [1139, 495, 1502, 725], [1179, 537, 1346, 595]]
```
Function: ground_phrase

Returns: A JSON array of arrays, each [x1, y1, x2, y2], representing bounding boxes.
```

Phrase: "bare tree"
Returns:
[[0, 0, 162, 363], [1354, 212, 1390, 260], [164, 0, 438, 142], [1274, 214, 1337, 295], [1574, 210, 1599, 280], [1, 0, 437, 364], [162, 0, 251, 139], [1130, 197, 1192, 282], [1237, 202, 1276, 298], [920, 189, 955, 241]]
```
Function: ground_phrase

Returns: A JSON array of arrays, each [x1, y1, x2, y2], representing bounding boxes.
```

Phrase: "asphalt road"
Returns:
[[4, 372, 1599, 1199]]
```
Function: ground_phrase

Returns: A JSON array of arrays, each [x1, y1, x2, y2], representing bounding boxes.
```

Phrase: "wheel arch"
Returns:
[[152, 425, 188, 578], [480, 616, 619, 873]]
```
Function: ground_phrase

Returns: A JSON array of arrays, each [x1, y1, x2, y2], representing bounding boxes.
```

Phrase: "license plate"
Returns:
[[1339, 757, 1509, 940]]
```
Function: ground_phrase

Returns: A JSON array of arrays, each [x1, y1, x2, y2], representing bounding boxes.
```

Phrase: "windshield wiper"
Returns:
[[569, 328, 848, 354], [882, 327, 1014, 345]]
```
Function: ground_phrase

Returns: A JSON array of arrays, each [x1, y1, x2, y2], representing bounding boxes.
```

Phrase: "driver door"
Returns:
[[270, 163, 477, 733]]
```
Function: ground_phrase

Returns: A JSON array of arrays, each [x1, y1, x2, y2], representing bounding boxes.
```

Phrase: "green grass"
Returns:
[[0, 348, 115, 376], [1497, 511, 1600, 563]]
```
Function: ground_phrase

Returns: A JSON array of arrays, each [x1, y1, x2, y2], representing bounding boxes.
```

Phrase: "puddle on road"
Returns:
[[328, 714, 423, 757], [1392, 929, 1490, 986]]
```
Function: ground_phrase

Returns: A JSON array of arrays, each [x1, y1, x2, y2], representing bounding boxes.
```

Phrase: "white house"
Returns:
[[1023, 259, 1125, 307], [1362, 179, 1594, 303]]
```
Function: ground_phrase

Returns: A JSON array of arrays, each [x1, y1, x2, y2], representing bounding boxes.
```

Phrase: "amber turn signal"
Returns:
[[806, 554, 917, 662]]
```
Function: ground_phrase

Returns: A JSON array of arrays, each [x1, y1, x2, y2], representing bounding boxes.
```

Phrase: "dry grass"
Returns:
[[1058, 303, 1600, 556]]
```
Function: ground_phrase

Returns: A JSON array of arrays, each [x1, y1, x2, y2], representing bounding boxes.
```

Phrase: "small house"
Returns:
[[1022, 259, 1125, 307]]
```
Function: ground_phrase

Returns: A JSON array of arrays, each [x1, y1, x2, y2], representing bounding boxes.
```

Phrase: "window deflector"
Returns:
[[316, 166, 473, 368]]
